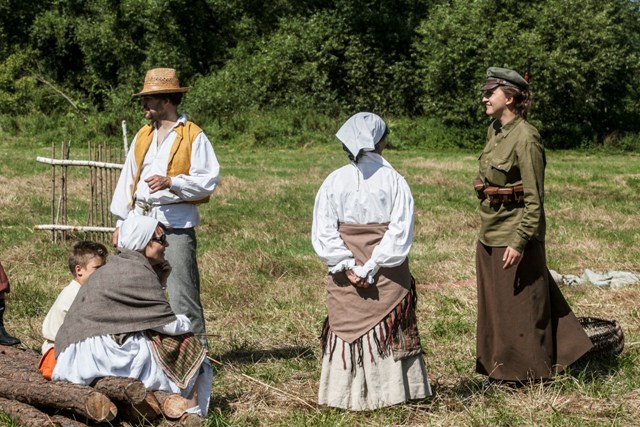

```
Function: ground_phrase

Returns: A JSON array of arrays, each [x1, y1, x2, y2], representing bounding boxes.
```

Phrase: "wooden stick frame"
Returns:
[[36, 141, 124, 243]]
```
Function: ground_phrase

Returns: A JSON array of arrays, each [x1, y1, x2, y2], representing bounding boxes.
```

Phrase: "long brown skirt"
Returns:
[[475, 240, 593, 381]]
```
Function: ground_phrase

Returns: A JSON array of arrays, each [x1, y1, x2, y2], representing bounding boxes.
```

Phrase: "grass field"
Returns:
[[0, 136, 639, 426]]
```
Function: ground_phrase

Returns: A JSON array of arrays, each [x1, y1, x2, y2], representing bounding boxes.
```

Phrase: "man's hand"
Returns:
[[346, 269, 369, 289], [503, 246, 522, 269], [111, 228, 119, 248], [145, 175, 172, 193]]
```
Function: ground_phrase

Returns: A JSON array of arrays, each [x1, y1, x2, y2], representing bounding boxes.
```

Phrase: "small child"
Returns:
[[41, 241, 108, 354]]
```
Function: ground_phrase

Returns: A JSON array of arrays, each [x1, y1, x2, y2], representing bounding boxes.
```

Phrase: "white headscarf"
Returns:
[[118, 216, 160, 251], [335, 112, 387, 160]]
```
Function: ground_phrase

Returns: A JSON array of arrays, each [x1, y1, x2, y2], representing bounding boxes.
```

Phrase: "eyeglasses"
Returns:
[[151, 234, 167, 245]]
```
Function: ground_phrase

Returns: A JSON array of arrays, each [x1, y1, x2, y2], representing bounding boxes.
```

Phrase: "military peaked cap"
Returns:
[[481, 67, 529, 91]]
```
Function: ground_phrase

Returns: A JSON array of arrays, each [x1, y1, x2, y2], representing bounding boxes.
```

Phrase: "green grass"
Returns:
[[1, 131, 640, 426]]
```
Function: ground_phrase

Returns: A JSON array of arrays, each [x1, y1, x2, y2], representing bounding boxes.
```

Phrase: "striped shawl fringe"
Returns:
[[146, 330, 206, 389], [320, 278, 422, 372]]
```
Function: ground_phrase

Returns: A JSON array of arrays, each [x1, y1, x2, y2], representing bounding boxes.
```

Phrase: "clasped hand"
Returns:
[[345, 268, 369, 289]]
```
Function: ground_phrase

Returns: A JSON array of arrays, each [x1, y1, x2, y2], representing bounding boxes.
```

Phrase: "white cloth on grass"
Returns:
[[550, 269, 640, 289]]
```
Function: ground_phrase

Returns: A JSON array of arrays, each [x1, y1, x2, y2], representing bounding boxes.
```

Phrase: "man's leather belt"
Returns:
[[473, 178, 524, 206]]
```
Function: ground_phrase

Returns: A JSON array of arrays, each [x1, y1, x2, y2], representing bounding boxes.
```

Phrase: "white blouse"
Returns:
[[311, 152, 414, 281], [110, 114, 220, 228]]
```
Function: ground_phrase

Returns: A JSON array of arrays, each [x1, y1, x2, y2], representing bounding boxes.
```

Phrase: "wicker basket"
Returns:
[[578, 316, 624, 358]]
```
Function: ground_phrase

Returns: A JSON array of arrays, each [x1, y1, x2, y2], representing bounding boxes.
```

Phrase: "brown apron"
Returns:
[[326, 223, 411, 344]]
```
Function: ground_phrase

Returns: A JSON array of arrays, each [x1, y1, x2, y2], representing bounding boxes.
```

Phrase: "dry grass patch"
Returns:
[[551, 205, 639, 231], [404, 158, 469, 172]]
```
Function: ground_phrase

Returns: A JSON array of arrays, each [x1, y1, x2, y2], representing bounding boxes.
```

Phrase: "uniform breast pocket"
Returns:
[[487, 156, 515, 186]]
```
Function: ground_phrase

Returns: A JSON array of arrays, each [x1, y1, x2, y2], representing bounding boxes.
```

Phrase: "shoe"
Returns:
[[0, 325, 20, 346]]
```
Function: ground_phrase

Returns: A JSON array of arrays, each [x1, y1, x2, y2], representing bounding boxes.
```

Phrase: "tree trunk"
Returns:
[[0, 397, 57, 427], [0, 378, 116, 423], [0, 344, 41, 366], [116, 391, 161, 423], [0, 346, 42, 374], [153, 390, 189, 419], [178, 413, 205, 427], [92, 377, 146, 404], [49, 415, 89, 427]]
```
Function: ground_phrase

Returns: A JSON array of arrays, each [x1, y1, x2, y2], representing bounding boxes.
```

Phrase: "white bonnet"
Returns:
[[118, 216, 160, 251]]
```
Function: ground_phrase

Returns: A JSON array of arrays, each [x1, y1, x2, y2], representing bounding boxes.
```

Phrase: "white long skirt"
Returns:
[[318, 327, 432, 411]]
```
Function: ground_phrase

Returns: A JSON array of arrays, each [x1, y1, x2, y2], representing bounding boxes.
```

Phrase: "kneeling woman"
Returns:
[[312, 112, 432, 410], [53, 216, 212, 416]]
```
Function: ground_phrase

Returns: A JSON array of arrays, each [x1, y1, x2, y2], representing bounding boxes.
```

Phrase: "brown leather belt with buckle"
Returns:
[[473, 178, 524, 206]]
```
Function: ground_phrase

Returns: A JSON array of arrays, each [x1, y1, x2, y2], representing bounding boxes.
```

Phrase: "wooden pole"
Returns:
[[62, 141, 69, 241], [88, 141, 93, 227], [122, 120, 129, 154], [35, 225, 116, 233], [99, 143, 104, 227], [51, 142, 56, 243]]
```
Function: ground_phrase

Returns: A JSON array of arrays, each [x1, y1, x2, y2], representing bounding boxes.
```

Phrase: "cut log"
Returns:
[[0, 346, 42, 373], [178, 413, 205, 427], [0, 356, 49, 383], [0, 397, 57, 426], [0, 344, 41, 359], [0, 378, 116, 423], [92, 377, 146, 404], [153, 390, 189, 419], [116, 391, 162, 423], [49, 415, 89, 427]]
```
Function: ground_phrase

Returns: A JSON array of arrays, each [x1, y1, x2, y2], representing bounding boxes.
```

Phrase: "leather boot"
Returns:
[[0, 299, 20, 346]]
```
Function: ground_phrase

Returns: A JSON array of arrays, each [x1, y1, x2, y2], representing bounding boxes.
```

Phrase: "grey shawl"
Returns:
[[55, 249, 177, 357]]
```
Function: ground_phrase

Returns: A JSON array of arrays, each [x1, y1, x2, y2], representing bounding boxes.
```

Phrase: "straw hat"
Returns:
[[133, 68, 190, 96]]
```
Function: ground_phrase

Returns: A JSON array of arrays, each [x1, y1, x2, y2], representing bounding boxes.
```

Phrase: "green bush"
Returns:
[[414, 0, 640, 147], [186, 10, 425, 122]]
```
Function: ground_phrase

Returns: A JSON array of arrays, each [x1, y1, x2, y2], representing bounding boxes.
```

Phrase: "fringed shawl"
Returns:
[[326, 223, 411, 343], [321, 280, 422, 369], [55, 250, 177, 358], [146, 330, 206, 389]]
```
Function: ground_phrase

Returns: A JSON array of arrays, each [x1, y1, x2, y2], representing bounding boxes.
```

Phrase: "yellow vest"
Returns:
[[130, 121, 210, 205]]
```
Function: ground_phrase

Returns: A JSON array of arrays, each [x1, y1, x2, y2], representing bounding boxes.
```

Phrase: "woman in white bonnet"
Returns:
[[311, 112, 432, 410], [53, 215, 212, 417]]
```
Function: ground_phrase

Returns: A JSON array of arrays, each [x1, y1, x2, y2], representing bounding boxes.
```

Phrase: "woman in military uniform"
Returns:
[[474, 67, 592, 384]]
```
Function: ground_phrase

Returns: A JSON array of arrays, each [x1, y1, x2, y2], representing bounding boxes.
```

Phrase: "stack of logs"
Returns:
[[0, 345, 203, 426]]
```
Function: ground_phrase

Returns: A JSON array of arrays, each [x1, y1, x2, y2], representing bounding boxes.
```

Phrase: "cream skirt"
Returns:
[[318, 326, 432, 411]]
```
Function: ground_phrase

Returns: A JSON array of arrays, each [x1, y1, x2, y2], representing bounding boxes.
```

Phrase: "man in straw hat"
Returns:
[[111, 68, 220, 345]]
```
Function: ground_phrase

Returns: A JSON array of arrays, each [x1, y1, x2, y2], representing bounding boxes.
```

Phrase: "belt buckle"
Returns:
[[136, 200, 152, 216]]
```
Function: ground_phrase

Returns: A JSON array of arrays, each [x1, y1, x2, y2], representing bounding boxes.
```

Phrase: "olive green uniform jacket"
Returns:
[[477, 117, 546, 252]]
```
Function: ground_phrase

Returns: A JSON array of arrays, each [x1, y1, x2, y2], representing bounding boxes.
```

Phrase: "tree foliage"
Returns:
[[414, 0, 640, 146], [0, 0, 639, 147]]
